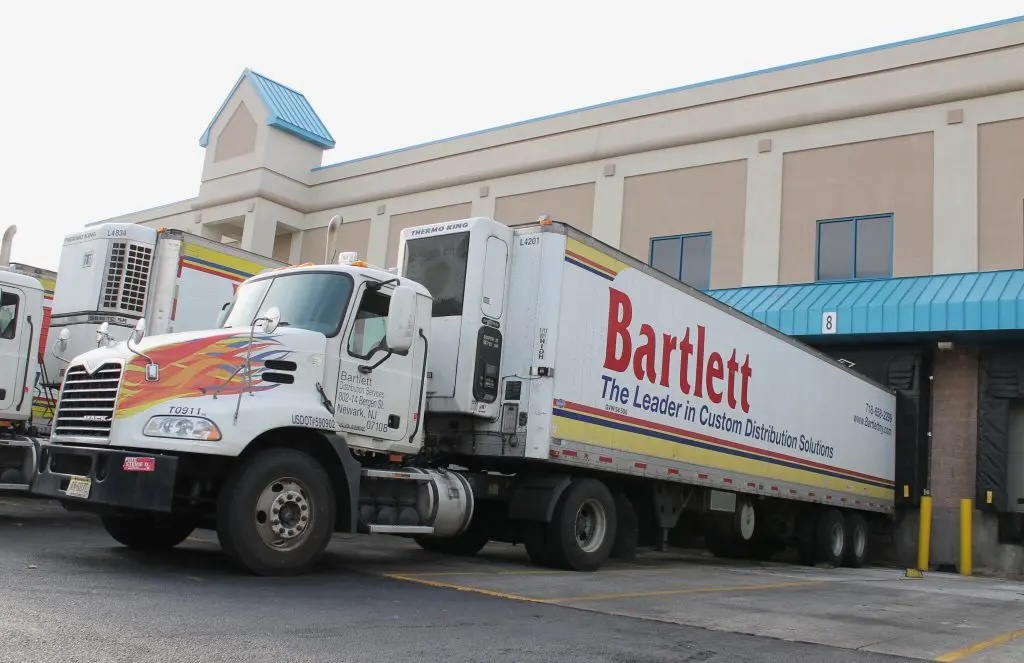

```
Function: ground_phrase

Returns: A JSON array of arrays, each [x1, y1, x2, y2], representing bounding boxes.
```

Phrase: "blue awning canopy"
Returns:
[[707, 269, 1024, 338]]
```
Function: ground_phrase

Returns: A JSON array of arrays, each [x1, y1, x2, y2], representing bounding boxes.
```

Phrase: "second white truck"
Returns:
[[0, 223, 286, 494], [31, 216, 897, 575]]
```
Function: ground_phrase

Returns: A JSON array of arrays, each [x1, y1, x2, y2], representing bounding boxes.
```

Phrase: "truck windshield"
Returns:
[[402, 231, 469, 317], [222, 272, 353, 337]]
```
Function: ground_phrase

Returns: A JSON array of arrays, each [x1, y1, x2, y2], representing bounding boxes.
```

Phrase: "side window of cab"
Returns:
[[347, 288, 391, 359], [0, 291, 19, 340]]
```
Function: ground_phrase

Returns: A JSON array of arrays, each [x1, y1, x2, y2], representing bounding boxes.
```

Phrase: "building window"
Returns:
[[649, 232, 712, 290], [816, 214, 893, 281]]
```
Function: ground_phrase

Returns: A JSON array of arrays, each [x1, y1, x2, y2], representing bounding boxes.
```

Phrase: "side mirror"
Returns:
[[385, 285, 417, 355], [215, 302, 231, 328], [95, 321, 110, 347], [260, 306, 281, 334], [131, 318, 146, 345], [57, 327, 70, 353]]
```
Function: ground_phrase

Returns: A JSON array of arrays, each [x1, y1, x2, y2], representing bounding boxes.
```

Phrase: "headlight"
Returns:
[[143, 416, 222, 442]]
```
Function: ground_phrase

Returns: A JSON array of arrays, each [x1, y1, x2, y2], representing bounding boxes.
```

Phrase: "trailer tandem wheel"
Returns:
[[842, 512, 868, 568], [546, 478, 618, 572]]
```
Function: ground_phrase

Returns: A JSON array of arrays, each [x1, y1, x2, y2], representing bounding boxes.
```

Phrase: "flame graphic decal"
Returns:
[[115, 333, 293, 418]]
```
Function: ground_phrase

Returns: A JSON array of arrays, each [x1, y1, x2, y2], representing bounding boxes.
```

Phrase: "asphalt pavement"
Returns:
[[0, 497, 918, 663]]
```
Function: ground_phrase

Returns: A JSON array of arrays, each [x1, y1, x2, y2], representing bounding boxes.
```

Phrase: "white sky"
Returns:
[[3, 1, 1021, 270]]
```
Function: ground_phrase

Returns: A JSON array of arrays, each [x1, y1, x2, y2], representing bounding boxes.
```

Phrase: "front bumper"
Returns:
[[31, 443, 179, 513]]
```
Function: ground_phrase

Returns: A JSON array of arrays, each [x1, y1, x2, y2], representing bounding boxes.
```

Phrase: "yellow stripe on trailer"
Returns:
[[564, 238, 631, 280], [551, 412, 894, 504], [181, 242, 277, 282]]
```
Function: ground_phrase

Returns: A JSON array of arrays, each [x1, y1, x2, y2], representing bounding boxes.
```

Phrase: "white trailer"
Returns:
[[43, 224, 287, 395], [31, 217, 897, 575]]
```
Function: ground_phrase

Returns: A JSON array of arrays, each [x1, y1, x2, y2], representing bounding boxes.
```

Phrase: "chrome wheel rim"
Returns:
[[830, 523, 845, 558], [255, 477, 313, 551], [574, 498, 608, 554], [738, 502, 756, 541]]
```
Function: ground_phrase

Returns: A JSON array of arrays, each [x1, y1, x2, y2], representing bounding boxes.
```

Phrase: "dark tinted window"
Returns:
[[0, 291, 18, 340], [816, 215, 893, 281], [648, 233, 712, 290], [403, 232, 470, 317]]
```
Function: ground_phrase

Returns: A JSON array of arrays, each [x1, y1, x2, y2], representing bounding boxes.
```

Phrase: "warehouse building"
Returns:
[[97, 16, 1024, 573]]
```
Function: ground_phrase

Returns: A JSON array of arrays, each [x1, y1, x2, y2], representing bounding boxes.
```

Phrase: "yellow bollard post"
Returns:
[[960, 498, 973, 576], [917, 495, 932, 572]]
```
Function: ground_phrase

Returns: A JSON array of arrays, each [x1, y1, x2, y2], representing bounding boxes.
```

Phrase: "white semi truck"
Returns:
[[31, 217, 897, 576], [0, 223, 286, 493]]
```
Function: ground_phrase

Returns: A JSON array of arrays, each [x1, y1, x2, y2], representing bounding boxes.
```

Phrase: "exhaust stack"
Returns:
[[0, 225, 16, 267]]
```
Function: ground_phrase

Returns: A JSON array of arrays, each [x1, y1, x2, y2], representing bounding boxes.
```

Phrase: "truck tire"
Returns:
[[547, 478, 617, 572], [815, 508, 846, 567], [520, 522, 556, 567], [101, 514, 195, 551], [796, 510, 819, 566], [216, 448, 336, 576], [414, 520, 490, 556], [842, 512, 868, 568]]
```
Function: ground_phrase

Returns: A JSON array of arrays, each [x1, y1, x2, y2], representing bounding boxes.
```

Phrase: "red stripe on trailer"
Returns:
[[562, 449, 577, 457], [790, 489, 797, 495], [171, 297, 178, 321], [771, 486, 779, 492], [697, 473, 708, 480], [599, 456, 613, 464], [668, 468, 680, 475], [808, 492, 816, 497], [634, 462, 647, 470], [747, 482, 756, 488], [723, 477, 733, 484]]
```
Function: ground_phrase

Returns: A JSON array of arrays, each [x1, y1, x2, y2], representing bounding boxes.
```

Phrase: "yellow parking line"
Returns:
[[381, 573, 551, 604], [934, 628, 1024, 662], [380, 569, 565, 578], [546, 580, 825, 603], [382, 572, 826, 606]]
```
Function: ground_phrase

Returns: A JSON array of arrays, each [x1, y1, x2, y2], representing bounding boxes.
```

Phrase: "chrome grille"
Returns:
[[102, 242, 152, 313], [53, 362, 123, 439]]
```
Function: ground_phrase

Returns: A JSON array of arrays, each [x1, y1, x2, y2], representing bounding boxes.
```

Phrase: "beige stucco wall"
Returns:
[[778, 133, 935, 284], [106, 20, 1024, 289], [620, 160, 747, 289], [978, 117, 1024, 271], [493, 183, 596, 233], [299, 218, 372, 264]]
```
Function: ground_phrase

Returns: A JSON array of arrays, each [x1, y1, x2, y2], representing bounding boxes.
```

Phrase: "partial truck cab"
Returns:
[[0, 268, 48, 489]]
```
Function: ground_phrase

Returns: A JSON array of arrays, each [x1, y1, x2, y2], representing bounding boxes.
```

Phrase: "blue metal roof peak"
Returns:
[[199, 69, 335, 150], [707, 269, 1024, 338]]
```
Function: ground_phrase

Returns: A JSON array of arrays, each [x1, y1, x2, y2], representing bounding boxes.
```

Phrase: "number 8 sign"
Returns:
[[822, 311, 838, 334]]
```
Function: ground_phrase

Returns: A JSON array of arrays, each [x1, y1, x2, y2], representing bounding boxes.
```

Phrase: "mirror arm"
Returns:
[[358, 350, 393, 375], [366, 276, 400, 292]]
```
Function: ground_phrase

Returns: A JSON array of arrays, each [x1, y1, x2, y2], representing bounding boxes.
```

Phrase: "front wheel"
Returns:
[[216, 448, 336, 576], [101, 513, 195, 551]]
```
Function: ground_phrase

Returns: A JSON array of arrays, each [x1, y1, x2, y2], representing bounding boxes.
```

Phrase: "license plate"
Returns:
[[65, 475, 92, 499]]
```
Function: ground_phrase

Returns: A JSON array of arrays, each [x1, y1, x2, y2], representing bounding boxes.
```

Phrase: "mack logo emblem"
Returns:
[[123, 457, 156, 472]]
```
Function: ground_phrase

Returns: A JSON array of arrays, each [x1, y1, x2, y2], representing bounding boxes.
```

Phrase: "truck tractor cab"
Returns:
[[0, 268, 47, 488]]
